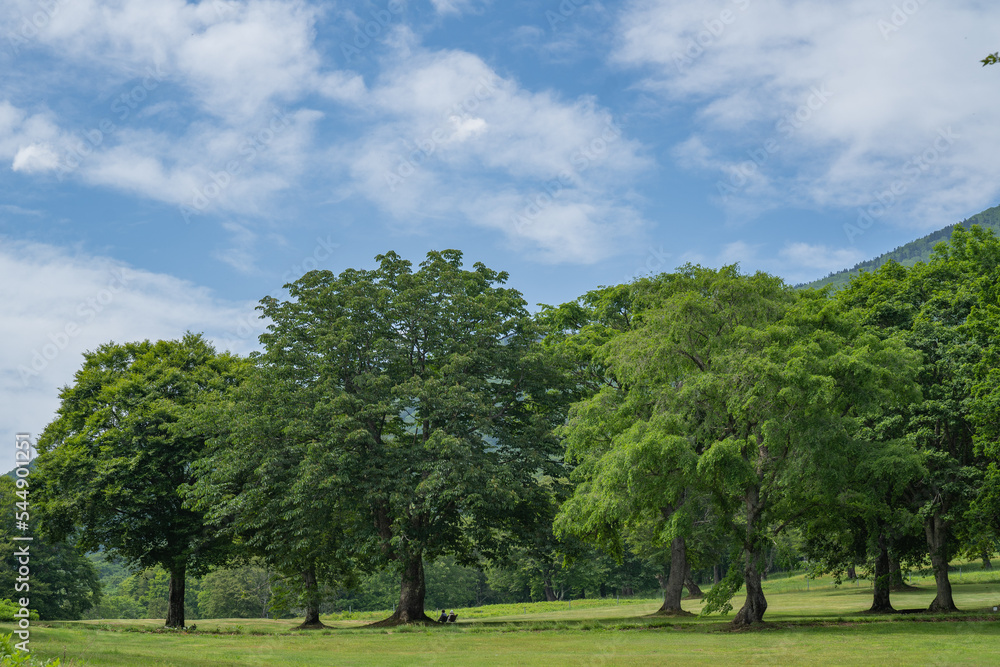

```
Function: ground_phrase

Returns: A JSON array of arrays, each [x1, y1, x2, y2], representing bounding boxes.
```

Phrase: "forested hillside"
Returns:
[[800, 204, 1000, 290]]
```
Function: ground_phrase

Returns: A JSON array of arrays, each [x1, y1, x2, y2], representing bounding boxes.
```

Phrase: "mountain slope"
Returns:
[[799, 204, 1000, 290]]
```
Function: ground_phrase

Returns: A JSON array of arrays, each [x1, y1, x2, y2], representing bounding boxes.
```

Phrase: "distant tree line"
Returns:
[[13, 227, 1000, 628]]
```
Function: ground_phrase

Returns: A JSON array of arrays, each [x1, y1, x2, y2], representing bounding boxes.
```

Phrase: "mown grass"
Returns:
[[11, 570, 1000, 666], [18, 616, 1000, 666]]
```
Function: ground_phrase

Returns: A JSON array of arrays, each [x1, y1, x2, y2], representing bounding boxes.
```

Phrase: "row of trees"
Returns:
[[30, 228, 1000, 627], [76, 551, 676, 622], [553, 226, 1000, 622]]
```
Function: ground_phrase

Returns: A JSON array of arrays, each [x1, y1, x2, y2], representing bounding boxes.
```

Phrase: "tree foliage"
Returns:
[[557, 265, 920, 625], [199, 250, 561, 625], [837, 225, 1000, 611], [0, 477, 101, 620], [25, 231, 1000, 628], [33, 334, 244, 627]]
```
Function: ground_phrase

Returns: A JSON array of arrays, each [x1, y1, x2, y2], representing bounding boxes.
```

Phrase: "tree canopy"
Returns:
[[557, 265, 920, 624], [34, 334, 244, 627], [23, 230, 1000, 627], [201, 250, 562, 625]]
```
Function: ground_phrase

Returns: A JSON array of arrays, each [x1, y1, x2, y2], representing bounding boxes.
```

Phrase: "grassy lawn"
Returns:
[[11, 572, 1000, 666]]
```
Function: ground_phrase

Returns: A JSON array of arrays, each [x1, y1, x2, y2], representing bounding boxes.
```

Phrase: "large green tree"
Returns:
[[235, 250, 559, 625], [559, 266, 919, 625], [544, 283, 731, 611], [34, 334, 244, 627], [800, 436, 925, 613], [967, 231, 1000, 564], [838, 226, 1000, 612], [185, 356, 358, 629]]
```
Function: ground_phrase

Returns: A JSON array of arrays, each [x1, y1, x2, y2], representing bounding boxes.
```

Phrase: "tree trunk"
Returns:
[[683, 563, 703, 599], [982, 551, 993, 571], [733, 486, 767, 626], [847, 565, 857, 580], [543, 578, 558, 602], [888, 553, 916, 591], [396, 551, 431, 622], [925, 513, 958, 612], [259, 571, 273, 619], [370, 551, 433, 626], [713, 564, 722, 585], [165, 565, 186, 628], [296, 566, 326, 629], [656, 536, 688, 614], [869, 532, 893, 613], [733, 547, 767, 626]]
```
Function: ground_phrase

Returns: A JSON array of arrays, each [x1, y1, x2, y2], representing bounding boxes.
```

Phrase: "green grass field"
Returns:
[[10, 570, 1000, 666]]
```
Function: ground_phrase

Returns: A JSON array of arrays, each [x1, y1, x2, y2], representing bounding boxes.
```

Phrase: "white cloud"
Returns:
[[0, 238, 261, 472], [339, 44, 652, 263], [213, 221, 260, 274], [779, 242, 865, 274], [11, 144, 60, 173], [2, 1, 358, 221], [0, 101, 66, 172], [25, 0, 354, 122], [614, 0, 1000, 229], [5, 2, 652, 265], [717, 240, 759, 266], [430, 0, 488, 16], [679, 239, 865, 285], [447, 115, 487, 143]]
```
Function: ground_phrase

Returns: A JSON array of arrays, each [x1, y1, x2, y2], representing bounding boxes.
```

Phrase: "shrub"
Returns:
[[0, 601, 39, 623]]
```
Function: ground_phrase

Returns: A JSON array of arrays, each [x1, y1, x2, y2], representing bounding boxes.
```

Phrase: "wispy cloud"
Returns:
[[3, 1, 651, 266], [779, 242, 865, 275], [337, 35, 652, 263], [213, 221, 260, 275], [614, 0, 1000, 228], [430, 0, 489, 16], [0, 238, 258, 470]]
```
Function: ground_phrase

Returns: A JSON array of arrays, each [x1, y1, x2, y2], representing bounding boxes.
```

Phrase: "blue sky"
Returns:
[[2, 0, 999, 469]]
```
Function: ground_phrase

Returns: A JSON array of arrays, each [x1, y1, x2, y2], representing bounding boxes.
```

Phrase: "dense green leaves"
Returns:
[[555, 265, 921, 624], [33, 334, 244, 626], [24, 231, 1000, 626], [0, 477, 101, 620], [195, 250, 561, 625], [835, 225, 1000, 611]]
